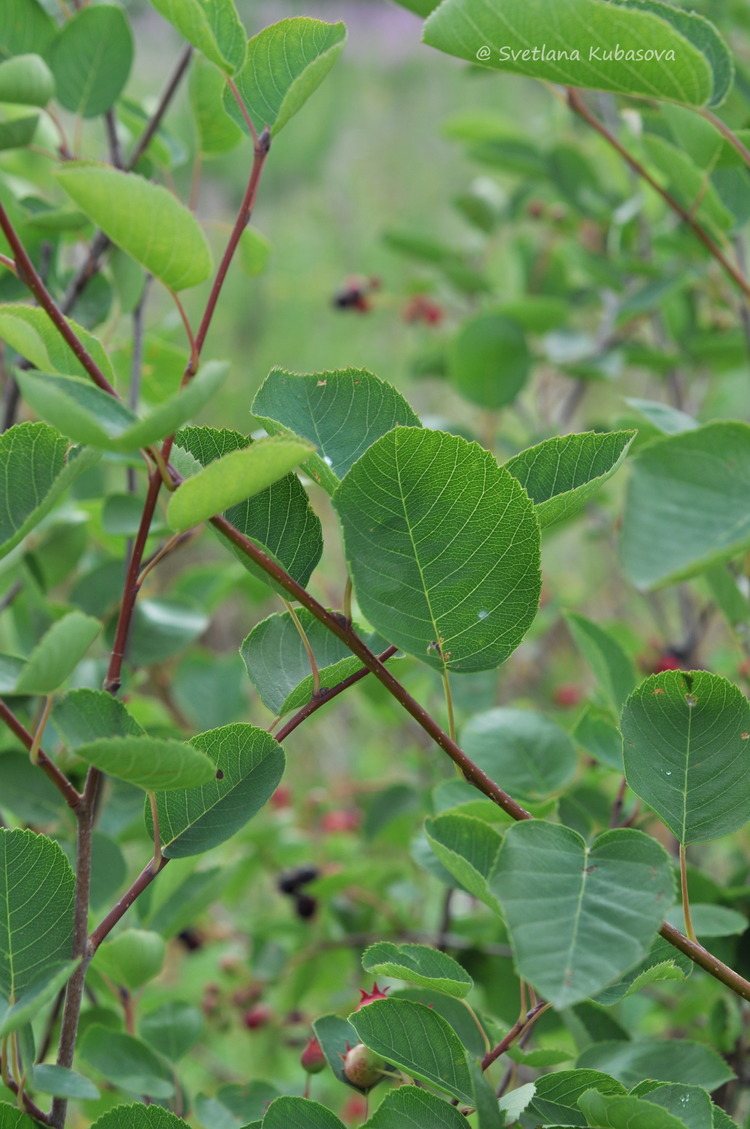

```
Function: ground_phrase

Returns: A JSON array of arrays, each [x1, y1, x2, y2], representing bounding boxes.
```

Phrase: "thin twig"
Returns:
[[51, 769, 100, 1128], [481, 1002, 550, 1071], [566, 88, 750, 301], [0, 699, 81, 809]]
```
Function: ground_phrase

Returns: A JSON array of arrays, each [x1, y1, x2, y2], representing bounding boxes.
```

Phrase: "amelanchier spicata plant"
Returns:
[[2, 0, 750, 1127]]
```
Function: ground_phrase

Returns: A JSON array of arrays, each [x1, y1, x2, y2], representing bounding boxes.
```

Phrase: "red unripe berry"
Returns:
[[356, 982, 389, 1010], [301, 1036, 326, 1075], [553, 684, 583, 708], [652, 653, 681, 673], [342, 1043, 385, 1089], [242, 1003, 272, 1029], [402, 294, 444, 326], [342, 1095, 368, 1124], [270, 786, 292, 810], [321, 809, 360, 833]]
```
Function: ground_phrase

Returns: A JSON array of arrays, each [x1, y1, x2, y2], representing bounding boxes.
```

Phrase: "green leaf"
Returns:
[[461, 708, 578, 800], [137, 865, 230, 939], [94, 931, 166, 991], [79, 1027, 175, 1098], [189, 55, 242, 156], [0, 54, 52, 105], [146, 723, 285, 857], [0, 751, 63, 824], [524, 1069, 627, 1127], [15, 611, 100, 694], [29, 1065, 100, 1101], [361, 942, 473, 999], [572, 706, 623, 770], [225, 18, 347, 137], [0, 959, 79, 1036], [594, 936, 692, 1005], [578, 1090, 700, 1129], [56, 162, 213, 291], [642, 135, 733, 234], [620, 423, 750, 590], [17, 361, 228, 451], [424, 813, 503, 910], [505, 431, 636, 529], [0, 422, 100, 561], [240, 608, 372, 715], [0, 829, 75, 1004], [239, 227, 271, 276], [0, 0, 56, 60], [621, 670, 750, 845], [167, 434, 314, 532], [632, 1083, 715, 1129], [334, 428, 541, 673], [448, 314, 531, 410], [139, 1002, 202, 1061], [173, 428, 321, 588], [0, 1106, 37, 1129], [664, 903, 747, 938], [119, 597, 209, 665], [0, 303, 115, 382], [362, 1086, 468, 1129], [252, 367, 421, 495], [149, 0, 246, 74], [74, 735, 218, 791], [565, 613, 637, 714], [351, 998, 473, 1104], [423, 0, 732, 108], [48, 5, 133, 117], [576, 1040, 734, 1091], [54, 688, 144, 749], [490, 822, 675, 1007], [0, 112, 39, 150], [262, 1098, 345, 1129], [4, 442, 80, 546], [89, 1104, 190, 1129], [312, 1014, 367, 1093]]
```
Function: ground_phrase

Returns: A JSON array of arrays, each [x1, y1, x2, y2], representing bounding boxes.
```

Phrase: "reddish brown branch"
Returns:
[[0, 698, 81, 809], [566, 88, 750, 301]]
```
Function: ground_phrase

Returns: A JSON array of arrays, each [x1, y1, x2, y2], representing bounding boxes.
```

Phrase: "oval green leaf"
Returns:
[[363, 1087, 468, 1129], [362, 942, 472, 999], [334, 428, 541, 673], [0, 303, 115, 382], [505, 430, 636, 529], [15, 611, 100, 694], [16, 362, 227, 452], [0, 829, 75, 1004], [0, 422, 100, 562], [225, 17, 347, 136], [423, 0, 732, 108], [350, 998, 473, 1105], [149, 0, 246, 74], [424, 813, 504, 911], [490, 822, 675, 1008], [461, 708, 578, 800], [94, 931, 166, 991], [175, 426, 322, 590], [48, 5, 133, 117], [622, 670, 750, 845], [79, 1028, 174, 1099], [74, 736, 218, 791], [167, 434, 314, 532], [55, 162, 212, 291], [145, 723, 285, 857], [252, 367, 421, 495], [262, 1097, 346, 1129], [448, 314, 531, 410], [620, 422, 750, 590], [0, 54, 52, 106]]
